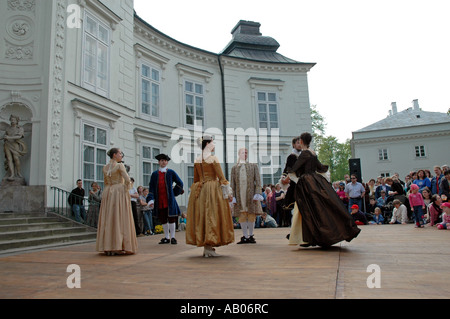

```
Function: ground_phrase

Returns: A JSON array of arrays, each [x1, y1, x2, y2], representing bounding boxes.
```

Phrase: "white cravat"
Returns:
[[159, 167, 168, 173]]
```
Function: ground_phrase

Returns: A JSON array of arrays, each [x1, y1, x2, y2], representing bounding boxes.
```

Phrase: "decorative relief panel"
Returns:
[[7, 0, 36, 13], [5, 41, 33, 60]]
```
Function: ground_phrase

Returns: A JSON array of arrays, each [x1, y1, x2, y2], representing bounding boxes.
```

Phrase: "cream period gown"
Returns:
[[96, 159, 138, 254]]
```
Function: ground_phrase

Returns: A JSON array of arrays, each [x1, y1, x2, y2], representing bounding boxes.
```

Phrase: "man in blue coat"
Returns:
[[147, 154, 184, 244]]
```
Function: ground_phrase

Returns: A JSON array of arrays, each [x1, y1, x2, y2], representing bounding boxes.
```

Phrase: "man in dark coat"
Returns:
[[147, 154, 184, 244]]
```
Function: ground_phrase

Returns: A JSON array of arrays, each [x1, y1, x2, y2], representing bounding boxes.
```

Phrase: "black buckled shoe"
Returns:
[[237, 236, 248, 244], [171, 238, 177, 244], [159, 238, 170, 244], [248, 235, 256, 244]]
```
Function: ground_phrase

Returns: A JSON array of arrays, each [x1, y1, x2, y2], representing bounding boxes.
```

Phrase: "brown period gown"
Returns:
[[185, 156, 235, 247], [96, 160, 138, 254], [289, 150, 361, 247]]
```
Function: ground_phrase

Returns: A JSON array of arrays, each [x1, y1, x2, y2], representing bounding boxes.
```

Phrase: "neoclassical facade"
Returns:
[[351, 100, 450, 182], [0, 0, 315, 209]]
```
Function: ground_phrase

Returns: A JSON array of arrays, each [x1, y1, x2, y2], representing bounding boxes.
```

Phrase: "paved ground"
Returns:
[[1, 224, 449, 300]]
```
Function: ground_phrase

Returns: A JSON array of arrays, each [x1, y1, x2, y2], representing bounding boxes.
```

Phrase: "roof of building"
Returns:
[[220, 20, 311, 64], [355, 106, 449, 133]]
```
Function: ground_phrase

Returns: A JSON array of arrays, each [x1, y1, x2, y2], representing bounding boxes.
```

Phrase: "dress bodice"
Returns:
[[291, 150, 328, 177], [103, 161, 130, 187]]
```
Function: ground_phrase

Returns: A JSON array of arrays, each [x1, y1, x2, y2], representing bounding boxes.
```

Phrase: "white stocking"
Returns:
[[162, 223, 169, 239], [241, 222, 249, 238], [169, 223, 176, 238], [248, 221, 255, 237]]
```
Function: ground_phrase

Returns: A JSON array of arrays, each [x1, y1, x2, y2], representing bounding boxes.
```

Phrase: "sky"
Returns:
[[133, 0, 450, 142]]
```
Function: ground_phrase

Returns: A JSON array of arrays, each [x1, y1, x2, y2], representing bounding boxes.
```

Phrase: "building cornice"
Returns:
[[351, 130, 450, 145], [219, 55, 315, 73], [134, 19, 218, 66]]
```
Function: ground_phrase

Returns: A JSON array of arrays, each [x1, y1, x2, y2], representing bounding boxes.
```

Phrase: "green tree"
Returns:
[[310, 105, 351, 182]]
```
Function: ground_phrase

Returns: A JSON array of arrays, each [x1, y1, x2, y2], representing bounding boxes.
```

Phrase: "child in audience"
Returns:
[[409, 184, 425, 228], [436, 202, 450, 230], [370, 207, 384, 225]]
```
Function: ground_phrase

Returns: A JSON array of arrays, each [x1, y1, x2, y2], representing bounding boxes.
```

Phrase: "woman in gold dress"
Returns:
[[96, 148, 138, 255], [185, 136, 235, 257]]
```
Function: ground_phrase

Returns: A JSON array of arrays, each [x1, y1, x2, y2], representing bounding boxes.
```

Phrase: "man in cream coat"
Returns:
[[230, 148, 263, 244]]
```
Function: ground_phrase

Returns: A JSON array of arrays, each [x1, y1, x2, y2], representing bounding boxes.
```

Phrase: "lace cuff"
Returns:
[[221, 184, 233, 199]]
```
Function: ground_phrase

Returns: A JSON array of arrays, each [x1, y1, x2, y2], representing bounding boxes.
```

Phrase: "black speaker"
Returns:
[[349, 158, 362, 182]]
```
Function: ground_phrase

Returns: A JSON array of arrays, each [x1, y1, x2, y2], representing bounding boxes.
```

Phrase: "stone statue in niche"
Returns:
[[0, 114, 28, 184]]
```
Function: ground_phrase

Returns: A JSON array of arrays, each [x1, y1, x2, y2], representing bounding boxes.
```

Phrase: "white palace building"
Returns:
[[0, 0, 315, 211]]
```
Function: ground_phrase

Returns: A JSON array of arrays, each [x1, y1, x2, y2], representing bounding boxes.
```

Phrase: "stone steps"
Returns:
[[0, 211, 97, 256]]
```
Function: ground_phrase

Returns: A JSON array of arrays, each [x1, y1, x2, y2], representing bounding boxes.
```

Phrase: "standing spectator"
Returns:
[[439, 169, 450, 202], [422, 187, 432, 223], [413, 169, 431, 192], [431, 166, 444, 195], [345, 174, 366, 213], [428, 194, 443, 226], [68, 179, 86, 223], [86, 182, 102, 228], [336, 182, 349, 211], [268, 185, 277, 217], [129, 178, 143, 237], [409, 184, 425, 228], [140, 187, 153, 235], [389, 199, 408, 224]]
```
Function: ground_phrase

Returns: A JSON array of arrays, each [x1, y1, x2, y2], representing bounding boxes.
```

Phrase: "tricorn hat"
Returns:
[[155, 153, 171, 161]]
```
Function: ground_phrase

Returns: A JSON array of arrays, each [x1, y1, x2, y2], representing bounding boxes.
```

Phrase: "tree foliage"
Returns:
[[310, 105, 351, 182]]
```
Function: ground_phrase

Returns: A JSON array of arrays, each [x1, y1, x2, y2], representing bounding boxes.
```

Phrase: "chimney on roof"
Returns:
[[391, 102, 398, 115], [412, 99, 420, 111], [231, 20, 262, 38]]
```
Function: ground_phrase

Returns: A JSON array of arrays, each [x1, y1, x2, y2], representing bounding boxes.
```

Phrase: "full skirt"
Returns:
[[294, 173, 361, 247], [186, 180, 235, 247], [96, 184, 138, 254]]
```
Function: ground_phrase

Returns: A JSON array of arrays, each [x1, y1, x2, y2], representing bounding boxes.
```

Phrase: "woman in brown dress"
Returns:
[[185, 136, 234, 257], [288, 132, 360, 248], [96, 148, 138, 255]]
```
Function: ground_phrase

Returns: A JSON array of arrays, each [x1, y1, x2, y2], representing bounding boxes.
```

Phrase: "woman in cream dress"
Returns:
[[185, 136, 234, 257], [96, 148, 138, 255]]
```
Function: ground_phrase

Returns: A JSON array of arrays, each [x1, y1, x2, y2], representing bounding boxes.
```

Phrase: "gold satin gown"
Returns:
[[186, 156, 235, 247]]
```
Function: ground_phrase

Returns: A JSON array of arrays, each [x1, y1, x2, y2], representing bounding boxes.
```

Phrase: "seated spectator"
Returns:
[[366, 196, 379, 214], [377, 190, 388, 207], [413, 169, 431, 192], [431, 166, 444, 195], [385, 177, 405, 197], [436, 202, 450, 230], [369, 207, 384, 225], [428, 194, 443, 226], [260, 211, 278, 228], [389, 199, 408, 224], [350, 204, 368, 225], [178, 212, 187, 231], [375, 178, 391, 199], [439, 169, 450, 202]]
